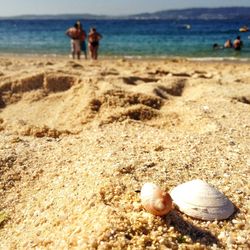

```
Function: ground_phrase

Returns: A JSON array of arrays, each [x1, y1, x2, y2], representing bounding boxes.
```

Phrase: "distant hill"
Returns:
[[1, 7, 250, 20], [0, 14, 109, 20], [131, 7, 250, 20]]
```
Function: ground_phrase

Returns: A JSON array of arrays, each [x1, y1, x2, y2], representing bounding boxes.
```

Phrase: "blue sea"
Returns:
[[0, 19, 250, 58]]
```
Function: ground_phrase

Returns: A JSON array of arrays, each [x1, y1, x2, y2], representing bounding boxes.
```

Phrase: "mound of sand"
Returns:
[[0, 56, 249, 249]]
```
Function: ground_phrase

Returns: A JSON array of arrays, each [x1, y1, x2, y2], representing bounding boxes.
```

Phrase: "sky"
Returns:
[[0, 0, 250, 16]]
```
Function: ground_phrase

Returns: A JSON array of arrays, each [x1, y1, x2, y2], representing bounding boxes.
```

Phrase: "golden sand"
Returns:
[[0, 56, 249, 249]]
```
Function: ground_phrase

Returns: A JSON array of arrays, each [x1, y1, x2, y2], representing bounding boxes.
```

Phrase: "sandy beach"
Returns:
[[0, 55, 249, 249]]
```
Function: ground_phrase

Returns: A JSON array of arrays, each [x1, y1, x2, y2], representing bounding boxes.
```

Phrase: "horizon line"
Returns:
[[0, 6, 250, 18]]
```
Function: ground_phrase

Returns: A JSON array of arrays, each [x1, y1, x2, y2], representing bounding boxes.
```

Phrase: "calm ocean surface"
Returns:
[[0, 19, 250, 58]]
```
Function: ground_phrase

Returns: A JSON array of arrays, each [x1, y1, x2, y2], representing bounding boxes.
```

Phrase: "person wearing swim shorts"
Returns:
[[76, 21, 87, 59], [88, 27, 102, 60], [65, 23, 81, 59]]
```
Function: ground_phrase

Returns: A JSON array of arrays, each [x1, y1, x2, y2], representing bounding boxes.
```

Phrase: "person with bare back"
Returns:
[[233, 36, 243, 51], [65, 22, 81, 59]]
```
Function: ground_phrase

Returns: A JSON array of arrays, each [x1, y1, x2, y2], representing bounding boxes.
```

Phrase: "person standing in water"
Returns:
[[224, 39, 232, 48], [76, 21, 87, 59], [88, 27, 102, 60], [65, 23, 81, 59], [233, 36, 243, 51]]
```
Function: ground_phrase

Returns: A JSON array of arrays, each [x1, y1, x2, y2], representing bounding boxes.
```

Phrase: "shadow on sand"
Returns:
[[164, 210, 220, 247]]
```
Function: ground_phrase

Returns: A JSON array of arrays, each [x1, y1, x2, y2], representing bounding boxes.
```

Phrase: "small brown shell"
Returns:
[[141, 183, 173, 216]]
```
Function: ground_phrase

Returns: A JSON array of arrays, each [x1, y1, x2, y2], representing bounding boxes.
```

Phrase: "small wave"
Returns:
[[188, 57, 250, 62]]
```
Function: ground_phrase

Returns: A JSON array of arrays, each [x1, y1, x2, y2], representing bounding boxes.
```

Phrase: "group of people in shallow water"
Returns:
[[65, 21, 102, 60], [213, 36, 243, 51], [66, 21, 245, 58]]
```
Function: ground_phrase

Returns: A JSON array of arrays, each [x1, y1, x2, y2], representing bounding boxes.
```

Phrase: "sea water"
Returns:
[[0, 19, 249, 58]]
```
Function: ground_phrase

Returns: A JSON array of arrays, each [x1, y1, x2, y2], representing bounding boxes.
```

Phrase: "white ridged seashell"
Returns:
[[141, 183, 173, 216], [170, 179, 234, 220]]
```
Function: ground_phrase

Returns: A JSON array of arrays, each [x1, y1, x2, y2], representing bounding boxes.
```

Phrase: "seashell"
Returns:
[[170, 179, 234, 220], [140, 183, 173, 216]]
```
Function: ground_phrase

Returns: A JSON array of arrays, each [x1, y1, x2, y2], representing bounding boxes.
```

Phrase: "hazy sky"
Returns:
[[0, 0, 250, 16]]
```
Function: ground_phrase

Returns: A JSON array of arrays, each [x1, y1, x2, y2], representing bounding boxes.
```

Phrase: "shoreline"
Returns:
[[1, 52, 250, 63]]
